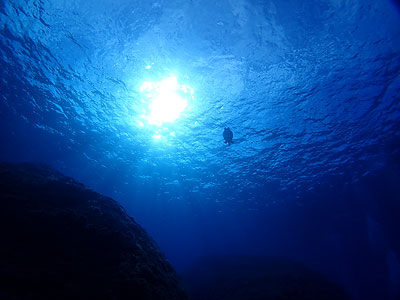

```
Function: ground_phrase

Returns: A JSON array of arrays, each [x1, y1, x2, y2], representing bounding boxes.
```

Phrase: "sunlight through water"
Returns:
[[139, 75, 194, 134]]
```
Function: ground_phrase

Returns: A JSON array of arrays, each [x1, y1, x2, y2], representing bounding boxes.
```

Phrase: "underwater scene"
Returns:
[[1, 0, 400, 299]]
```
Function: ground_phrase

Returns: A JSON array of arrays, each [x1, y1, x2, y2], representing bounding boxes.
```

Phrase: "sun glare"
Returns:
[[139, 75, 193, 129]]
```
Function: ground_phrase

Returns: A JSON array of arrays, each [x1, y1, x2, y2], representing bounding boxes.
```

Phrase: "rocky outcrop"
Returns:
[[0, 162, 188, 300], [182, 255, 351, 300]]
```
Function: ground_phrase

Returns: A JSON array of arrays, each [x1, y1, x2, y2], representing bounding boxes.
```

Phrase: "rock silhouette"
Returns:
[[182, 255, 350, 300], [0, 162, 188, 300]]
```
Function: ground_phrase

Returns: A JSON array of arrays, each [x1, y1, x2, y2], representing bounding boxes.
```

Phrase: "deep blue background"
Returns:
[[1, 0, 400, 299]]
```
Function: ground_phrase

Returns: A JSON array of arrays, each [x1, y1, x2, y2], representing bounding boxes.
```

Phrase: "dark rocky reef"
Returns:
[[182, 255, 351, 300], [0, 162, 188, 300]]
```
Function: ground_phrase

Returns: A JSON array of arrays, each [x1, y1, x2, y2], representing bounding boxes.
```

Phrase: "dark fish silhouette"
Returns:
[[223, 127, 233, 146]]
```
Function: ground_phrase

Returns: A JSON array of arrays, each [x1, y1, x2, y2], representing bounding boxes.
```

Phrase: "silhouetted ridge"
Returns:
[[0, 162, 188, 300], [182, 255, 351, 300]]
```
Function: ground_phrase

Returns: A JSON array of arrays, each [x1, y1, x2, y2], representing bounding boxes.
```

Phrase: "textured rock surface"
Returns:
[[0, 162, 188, 300], [182, 255, 351, 300]]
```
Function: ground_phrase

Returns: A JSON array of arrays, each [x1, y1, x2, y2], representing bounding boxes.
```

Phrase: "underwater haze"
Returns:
[[1, 0, 400, 299]]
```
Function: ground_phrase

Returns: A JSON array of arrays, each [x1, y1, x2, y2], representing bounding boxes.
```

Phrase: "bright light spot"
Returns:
[[153, 134, 162, 139], [139, 75, 194, 127], [145, 65, 152, 69], [138, 121, 144, 127]]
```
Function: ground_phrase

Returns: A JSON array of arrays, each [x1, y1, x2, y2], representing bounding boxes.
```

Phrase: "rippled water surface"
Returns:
[[1, 1, 400, 298]]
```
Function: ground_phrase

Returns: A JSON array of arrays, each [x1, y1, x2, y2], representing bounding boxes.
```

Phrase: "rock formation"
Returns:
[[0, 162, 188, 300], [182, 255, 351, 300]]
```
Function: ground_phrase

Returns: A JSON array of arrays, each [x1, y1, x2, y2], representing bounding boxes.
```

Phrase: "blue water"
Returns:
[[1, 0, 400, 299]]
